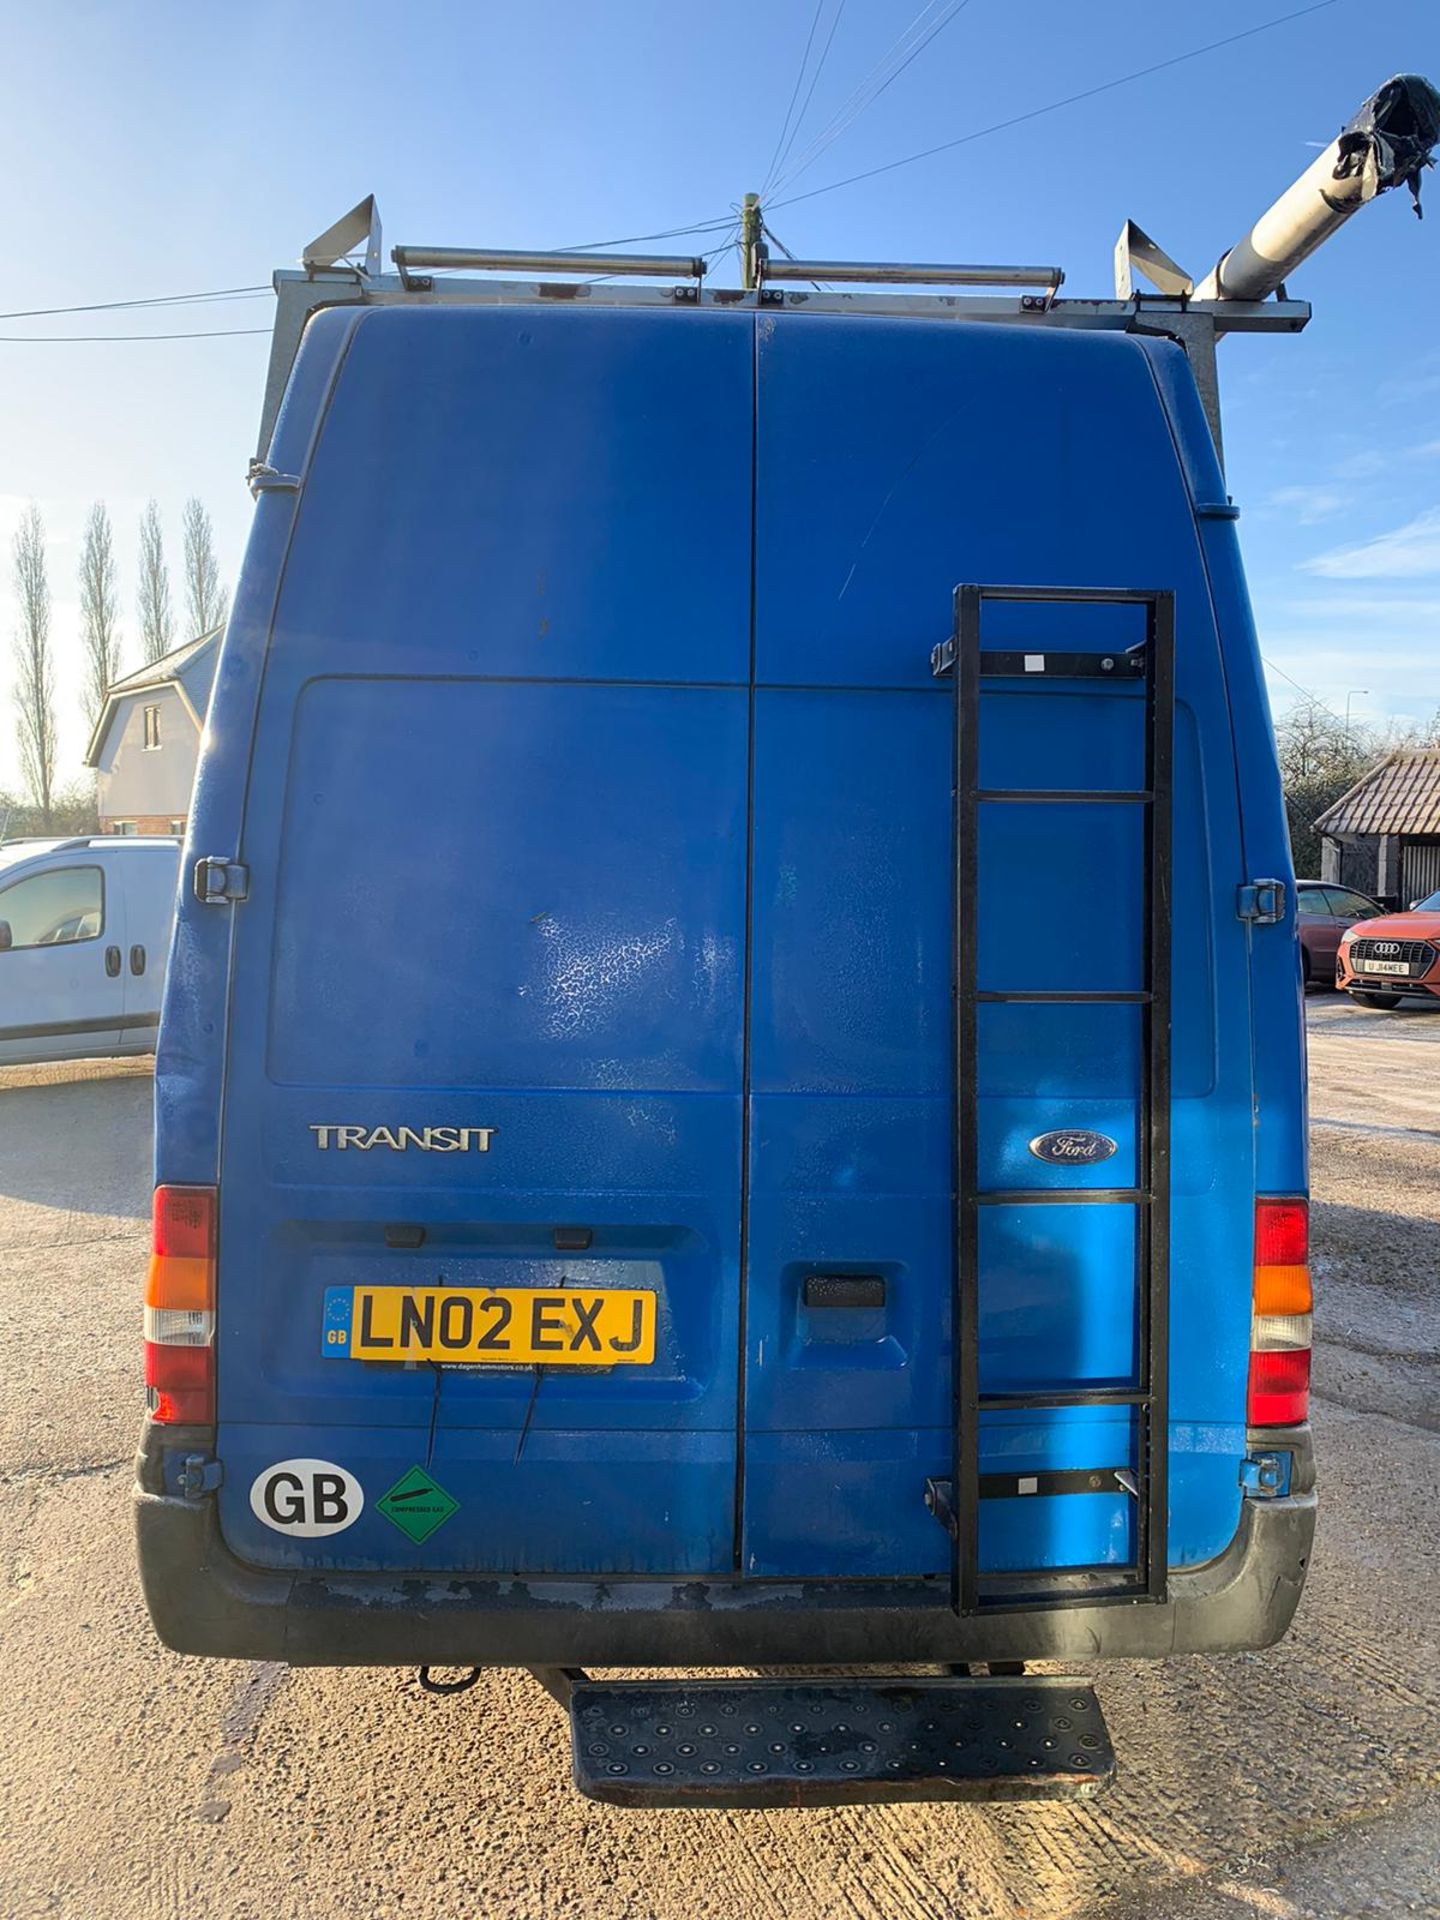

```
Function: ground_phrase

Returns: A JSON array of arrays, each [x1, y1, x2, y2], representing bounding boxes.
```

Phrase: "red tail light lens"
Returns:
[[153, 1184, 216, 1260], [1254, 1198, 1308, 1268], [143, 1343, 215, 1425], [145, 1185, 216, 1425], [1248, 1348, 1312, 1427], [1248, 1195, 1311, 1427]]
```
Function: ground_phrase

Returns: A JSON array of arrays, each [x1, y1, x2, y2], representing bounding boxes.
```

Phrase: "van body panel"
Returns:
[[147, 302, 1308, 1635], [213, 307, 752, 1573], [216, 1423, 735, 1576], [1140, 337, 1305, 1198], [155, 311, 366, 1185], [263, 678, 747, 1092], [743, 318, 1253, 1577], [268, 306, 755, 687]]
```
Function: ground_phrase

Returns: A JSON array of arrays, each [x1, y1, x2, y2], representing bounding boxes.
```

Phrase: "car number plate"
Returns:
[[321, 1284, 656, 1366], [1356, 958, 1410, 976]]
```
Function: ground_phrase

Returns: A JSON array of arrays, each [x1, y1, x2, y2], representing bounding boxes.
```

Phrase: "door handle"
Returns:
[[105, 946, 121, 978], [129, 944, 146, 976]]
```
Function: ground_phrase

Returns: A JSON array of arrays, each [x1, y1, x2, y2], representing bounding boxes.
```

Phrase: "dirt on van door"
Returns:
[[1, 1009, 1437, 1920]]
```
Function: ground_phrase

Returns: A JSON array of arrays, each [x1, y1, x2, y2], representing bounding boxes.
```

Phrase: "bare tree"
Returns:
[[1275, 700, 1376, 876], [1376, 708, 1440, 750], [0, 777, 97, 838], [181, 495, 228, 638], [11, 502, 56, 829], [78, 501, 122, 723], [137, 499, 173, 665]]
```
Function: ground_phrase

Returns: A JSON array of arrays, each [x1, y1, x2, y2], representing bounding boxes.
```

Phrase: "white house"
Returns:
[[84, 628, 222, 835]]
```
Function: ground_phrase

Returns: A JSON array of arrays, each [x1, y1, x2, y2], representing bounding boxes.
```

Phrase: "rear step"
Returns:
[[564, 1674, 1114, 1808]]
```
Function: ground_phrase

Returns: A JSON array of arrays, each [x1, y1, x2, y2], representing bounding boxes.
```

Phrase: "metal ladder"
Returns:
[[930, 584, 1175, 1616]]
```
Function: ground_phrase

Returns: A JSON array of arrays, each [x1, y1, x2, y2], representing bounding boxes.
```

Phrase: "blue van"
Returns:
[[135, 243, 1315, 1807]]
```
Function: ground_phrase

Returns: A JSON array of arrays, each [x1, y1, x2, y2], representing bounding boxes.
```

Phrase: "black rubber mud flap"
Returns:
[[569, 1675, 1115, 1808]]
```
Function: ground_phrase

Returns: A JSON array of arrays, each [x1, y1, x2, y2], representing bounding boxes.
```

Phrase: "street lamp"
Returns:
[[1344, 690, 1369, 733]]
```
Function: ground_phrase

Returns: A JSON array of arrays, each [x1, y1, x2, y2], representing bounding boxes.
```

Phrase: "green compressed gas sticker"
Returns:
[[376, 1466, 460, 1545]]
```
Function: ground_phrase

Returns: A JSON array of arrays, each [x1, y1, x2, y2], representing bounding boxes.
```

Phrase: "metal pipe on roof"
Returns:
[[391, 246, 708, 280], [761, 258, 1062, 288], [1195, 73, 1440, 302]]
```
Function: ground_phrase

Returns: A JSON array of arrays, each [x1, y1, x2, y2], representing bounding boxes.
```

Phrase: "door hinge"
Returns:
[[1239, 1451, 1290, 1498], [246, 459, 302, 498], [178, 1454, 225, 1499], [1237, 879, 1287, 925], [193, 856, 250, 905]]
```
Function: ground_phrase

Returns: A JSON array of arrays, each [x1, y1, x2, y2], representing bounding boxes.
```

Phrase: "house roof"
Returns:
[[1314, 748, 1440, 837], [83, 626, 223, 768], [103, 627, 221, 697]]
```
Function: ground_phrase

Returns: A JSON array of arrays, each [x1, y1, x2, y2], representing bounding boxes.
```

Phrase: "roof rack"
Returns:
[[257, 75, 1436, 472], [259, 195, 1299, 470]]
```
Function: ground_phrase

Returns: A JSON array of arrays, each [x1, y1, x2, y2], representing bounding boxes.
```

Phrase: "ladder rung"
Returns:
[[980, 1466, 1133, 1498], [979, 1389, 1150, 1411], [976, 990, 1151, 1004], [974, 1189, 1149, 1207], [976, 789, 1153, 804]]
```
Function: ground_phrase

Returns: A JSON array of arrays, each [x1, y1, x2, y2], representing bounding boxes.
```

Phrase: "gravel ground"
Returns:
[[0, 996, 1436, 1920]]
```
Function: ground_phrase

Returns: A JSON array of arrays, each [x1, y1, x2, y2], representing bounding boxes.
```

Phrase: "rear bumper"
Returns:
[[135, 1425, 1315, 1668]]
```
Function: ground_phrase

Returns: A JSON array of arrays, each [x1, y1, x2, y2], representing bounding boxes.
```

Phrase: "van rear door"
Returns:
[[213, 306, 754, 1577], [741, 315, 1258, 1584]]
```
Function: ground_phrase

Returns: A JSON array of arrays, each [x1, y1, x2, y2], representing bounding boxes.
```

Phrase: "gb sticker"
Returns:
[[250, 1459, 364, 1537]]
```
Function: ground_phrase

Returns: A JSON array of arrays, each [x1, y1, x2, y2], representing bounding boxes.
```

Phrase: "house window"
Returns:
[[115, 821, 138, 836], [143, 704, 161, 749], [169, 820, 185, 835]]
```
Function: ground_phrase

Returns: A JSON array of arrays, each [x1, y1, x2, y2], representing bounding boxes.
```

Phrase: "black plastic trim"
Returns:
[[134, 1425, 1315, 1668], [0, 1009, 159, 1043]]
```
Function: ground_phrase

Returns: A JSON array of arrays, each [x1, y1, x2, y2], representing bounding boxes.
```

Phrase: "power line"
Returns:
[[0, 327, 271, 343], [762, 0, 831, 195], [1263, 655, 1347, 723], [0, 285, 269, 322], [762, 219, 830, 292], [769, 0, 1341, 210], [784, 0, 953, 176], [550, 216, 737, 253], [419, 216, 738, 272], [774, 0, 975, 193], [576, 220, 742, 288], [1, 224, 742, 314], [768, 0, 849, 191]]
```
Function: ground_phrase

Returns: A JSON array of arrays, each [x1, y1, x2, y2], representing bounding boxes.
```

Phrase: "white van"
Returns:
[[0, 836, 180, 1067]]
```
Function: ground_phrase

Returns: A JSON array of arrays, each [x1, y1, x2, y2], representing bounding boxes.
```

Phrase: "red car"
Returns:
[[1335, 888, 1440, 1007], [1295, 880, 1386, 988]]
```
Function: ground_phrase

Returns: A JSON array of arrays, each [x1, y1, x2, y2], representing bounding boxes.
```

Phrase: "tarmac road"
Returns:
[[1, 997, 1436, 1920]]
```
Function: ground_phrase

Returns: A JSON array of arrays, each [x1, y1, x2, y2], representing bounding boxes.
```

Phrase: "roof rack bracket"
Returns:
[[302, 195, 383, 279]]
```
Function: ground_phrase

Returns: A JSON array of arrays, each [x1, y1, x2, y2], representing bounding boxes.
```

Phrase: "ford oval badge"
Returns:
[[1028, 1129, 1118, 1166]]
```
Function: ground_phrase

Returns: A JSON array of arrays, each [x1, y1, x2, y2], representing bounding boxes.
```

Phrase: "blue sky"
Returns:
[[1, 0, 1436, 789]]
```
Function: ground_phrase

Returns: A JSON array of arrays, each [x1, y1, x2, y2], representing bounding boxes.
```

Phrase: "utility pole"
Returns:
[[741, 193, 764, 292]]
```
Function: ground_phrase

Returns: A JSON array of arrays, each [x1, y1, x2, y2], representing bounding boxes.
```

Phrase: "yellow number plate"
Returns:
[[322, 1284, 656, 1367]]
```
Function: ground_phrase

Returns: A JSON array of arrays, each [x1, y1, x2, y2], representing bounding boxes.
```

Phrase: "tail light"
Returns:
[[1248, 1196, 1311, 1426], [144, 1185, 216, 1424]]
